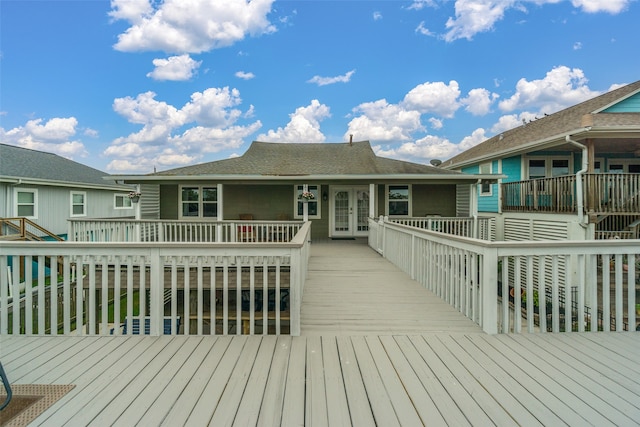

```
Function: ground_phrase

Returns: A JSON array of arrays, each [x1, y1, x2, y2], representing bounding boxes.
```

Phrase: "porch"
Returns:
[[502, 173, 640, 216]]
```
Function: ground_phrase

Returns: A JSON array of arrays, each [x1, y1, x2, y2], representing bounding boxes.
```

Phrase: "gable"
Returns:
[[602, 92, 640, 113]]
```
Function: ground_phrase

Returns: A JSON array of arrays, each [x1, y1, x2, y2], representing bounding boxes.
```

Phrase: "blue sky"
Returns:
[[1, 0, 638, 174]]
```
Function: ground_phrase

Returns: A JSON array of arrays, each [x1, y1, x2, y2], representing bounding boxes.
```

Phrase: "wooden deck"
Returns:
[[1, 333, 639, 426], [2, 241, 640, 425], [301, 240, 483, 335]]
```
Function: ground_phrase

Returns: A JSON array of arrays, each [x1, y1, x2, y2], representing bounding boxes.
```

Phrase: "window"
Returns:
[[479, 162, 492, 196], [294, 185, 320, 219], [387, 185, 411, 216], [180, 186, 217, 218], [70, 191, 86, 217], [15, 189, 37, 218], [608, 160, 640, 173], [114, 194, 133, 209], [527, 159, 546, 180]]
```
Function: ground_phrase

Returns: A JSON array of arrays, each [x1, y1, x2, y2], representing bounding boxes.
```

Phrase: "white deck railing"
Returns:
[[68, 219, 304, 243], [390, 217, 494, 240], [1, 222, 311, 337], [370, 218, 639, 334]]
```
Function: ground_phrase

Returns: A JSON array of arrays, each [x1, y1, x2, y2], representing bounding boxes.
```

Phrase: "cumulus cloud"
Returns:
[[307, 70, 356, 86], [346, 99, 424, 142], [110, 0, 276, 53], [256, 100, 330, 143], [461, 88, 499, 116], [402, 81, 461, 118], [407, 0, 437, 11], [498, 66, 600, 113], [105, 87, 261, 172], [0, 117, 88, 159], [235, 71, 255, 80], [146, 54, 201, 81], [373, 11, 382, 21], [442, 0, 630, 42], [490, 111, 540, 134]]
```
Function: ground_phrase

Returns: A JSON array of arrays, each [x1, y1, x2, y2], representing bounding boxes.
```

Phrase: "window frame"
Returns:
[[385, 184, 412, 217], [525, 156, 572, 179], [15, 188, 38, 219], [179, 185, 218, 219], [70, 191, 87, 217], [479, 162, 493, 196], [114, 193, 133, 209], [293, 185, 321, 219]]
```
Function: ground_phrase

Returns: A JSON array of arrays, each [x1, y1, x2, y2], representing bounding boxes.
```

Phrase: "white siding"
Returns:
[[4, 184, 134, 237], [140, 184, 160, 219]]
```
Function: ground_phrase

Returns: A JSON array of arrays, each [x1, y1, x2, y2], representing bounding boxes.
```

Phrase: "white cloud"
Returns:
[[106, 88, 261, 172], [110, 0, 276, 53], [235, 71, 255, 80], [307, 70, 356, 86], [415, 21, 435, 37], [442, 0, 629, 42], [346, 99, 424, 142], [428, 117, 443, 130], [573, 41, 583, 50], [146, 54, 201, 81], [0, 117, 88, 159], [373, 11, 382, 21], [490, 111, 540, 133], [571, 0, 630, 13], [257, 100, 330, 143], [498, 66, 600, 113], [402, 80, 461, 118], [407, 0, 437, 11], [444, 0, 515, 42], [461, 88, 499, 116]]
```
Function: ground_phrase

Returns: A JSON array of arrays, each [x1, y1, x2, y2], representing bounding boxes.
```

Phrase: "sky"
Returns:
[[1, 0, 639, 174]]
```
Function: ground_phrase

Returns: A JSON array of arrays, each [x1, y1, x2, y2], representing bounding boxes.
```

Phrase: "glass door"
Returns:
[[331, 186, 369, 237]]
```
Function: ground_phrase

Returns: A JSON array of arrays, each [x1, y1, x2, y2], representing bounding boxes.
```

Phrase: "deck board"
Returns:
[[301, 242, 483, 335], [2, 333, 640, 426]]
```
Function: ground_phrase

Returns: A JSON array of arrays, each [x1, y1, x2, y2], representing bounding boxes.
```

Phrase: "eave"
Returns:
[[0, 176, 132, 192]]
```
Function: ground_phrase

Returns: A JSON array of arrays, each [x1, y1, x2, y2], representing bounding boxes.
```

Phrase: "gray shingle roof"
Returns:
[[442, 80, 640, 169], [0, 143, 123, 188], [156, 140, 455, 176]]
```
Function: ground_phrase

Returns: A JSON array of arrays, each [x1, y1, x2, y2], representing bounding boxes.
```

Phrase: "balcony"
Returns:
[[502, 173, 640, 215]]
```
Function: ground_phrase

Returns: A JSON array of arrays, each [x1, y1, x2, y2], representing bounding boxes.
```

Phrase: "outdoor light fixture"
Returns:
[[322, 191, 328, 201]]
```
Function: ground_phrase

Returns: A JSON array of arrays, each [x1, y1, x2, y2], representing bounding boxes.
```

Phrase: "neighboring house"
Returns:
[[442, 80, 640, 242], [0, 143, 135, 239], [112, 140, 495, 240]]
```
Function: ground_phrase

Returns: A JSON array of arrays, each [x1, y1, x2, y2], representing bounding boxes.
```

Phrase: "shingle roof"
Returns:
[[0, 143, 123, 188], [442, 80, 640, 169], [156, 140, 455, 176]]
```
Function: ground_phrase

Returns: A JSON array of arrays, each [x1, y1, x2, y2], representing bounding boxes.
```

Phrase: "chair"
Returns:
[[237, 214, 255, 242]]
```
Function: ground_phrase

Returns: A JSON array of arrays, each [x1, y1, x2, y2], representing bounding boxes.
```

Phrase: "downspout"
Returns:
[[565, 135, 588, 227]]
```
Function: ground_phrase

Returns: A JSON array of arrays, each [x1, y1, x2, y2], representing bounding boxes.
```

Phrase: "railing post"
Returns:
[[481, 246, 498, 334], [149, 248, 163, 336], [290, 247, 301, 336]]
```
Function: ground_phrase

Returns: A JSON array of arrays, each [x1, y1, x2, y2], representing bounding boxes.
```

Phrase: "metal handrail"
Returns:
[[0, 362, 12, 411]]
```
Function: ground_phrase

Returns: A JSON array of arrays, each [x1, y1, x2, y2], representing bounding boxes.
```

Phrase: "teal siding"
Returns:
[[603, 92, 640, 112], [502, 156, 522, 182]]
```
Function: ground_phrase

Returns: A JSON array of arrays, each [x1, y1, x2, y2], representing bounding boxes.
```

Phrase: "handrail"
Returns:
[[0, 362, 11, 411], [0, 217, 64, 241]]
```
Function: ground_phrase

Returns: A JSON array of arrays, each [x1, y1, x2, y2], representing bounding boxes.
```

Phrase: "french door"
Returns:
[[331, 186, 369, 237]]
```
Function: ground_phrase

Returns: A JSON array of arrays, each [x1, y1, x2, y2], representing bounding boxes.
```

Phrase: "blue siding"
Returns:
[[603, 92, 640, 112], [502, 156, 522, 182]]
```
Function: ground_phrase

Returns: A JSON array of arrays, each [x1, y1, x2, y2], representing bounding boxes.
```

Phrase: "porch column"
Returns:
[[302, 184, 309, 222], [470, 182, 479, 238], [369, 183, 376, 218], [217, 183, 223, 242]]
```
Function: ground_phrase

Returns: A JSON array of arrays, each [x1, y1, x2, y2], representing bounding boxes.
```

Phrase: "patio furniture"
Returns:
[[237, 214, 255, 242], [0, 362, 12, 411]]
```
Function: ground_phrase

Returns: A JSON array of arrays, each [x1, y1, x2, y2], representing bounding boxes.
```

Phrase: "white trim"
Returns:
[[606, 158, 640, 173], [114, 193, 134, 210], [178, 185, 219, 219], [293, 185, 321, 220], [479, 162, 493, 196], [525, 155, 573, 179], [70, 191, 87, 217], [14, 188, 38, 219], [385, 184, 412, 217]]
